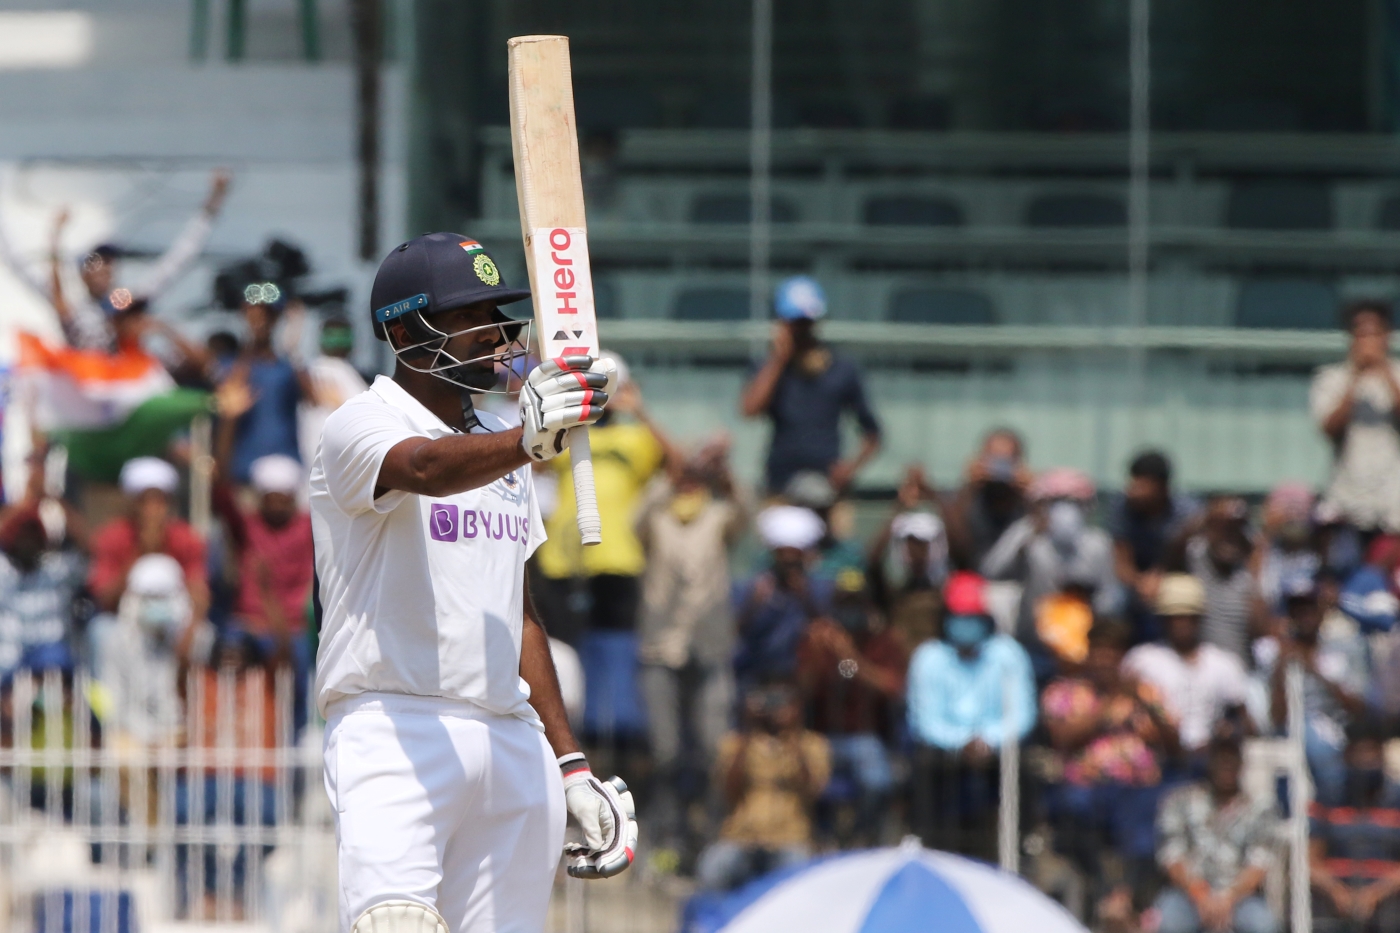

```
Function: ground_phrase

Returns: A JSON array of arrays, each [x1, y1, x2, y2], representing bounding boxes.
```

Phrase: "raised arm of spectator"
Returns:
[[133, 170, 230, 301], [213, 363, 256, 476], [740, 322, 794, 417], [45, 209, 87, 347]]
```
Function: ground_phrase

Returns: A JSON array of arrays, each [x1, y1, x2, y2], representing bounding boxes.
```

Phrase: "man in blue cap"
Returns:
[[740, 276, 882, 494], [311, 233, 637, 933]]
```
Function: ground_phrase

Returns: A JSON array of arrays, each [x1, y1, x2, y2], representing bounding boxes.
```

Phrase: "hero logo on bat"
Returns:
[[530, 226, 596, 357]]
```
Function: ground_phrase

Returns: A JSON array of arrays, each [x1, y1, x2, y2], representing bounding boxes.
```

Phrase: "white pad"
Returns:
[[352, 900, 449, 933]]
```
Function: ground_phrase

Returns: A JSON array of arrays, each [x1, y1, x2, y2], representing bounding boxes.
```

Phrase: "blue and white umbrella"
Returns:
[[698, 842, 1086, 933]]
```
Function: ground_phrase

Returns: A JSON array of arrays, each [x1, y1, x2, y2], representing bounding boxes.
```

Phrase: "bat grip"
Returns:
[[570, 426, 602, 546]]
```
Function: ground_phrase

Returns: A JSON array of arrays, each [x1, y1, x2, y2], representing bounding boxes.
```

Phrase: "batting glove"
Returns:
[[559, 753, 638, 880], [520, 356, 615, 462]]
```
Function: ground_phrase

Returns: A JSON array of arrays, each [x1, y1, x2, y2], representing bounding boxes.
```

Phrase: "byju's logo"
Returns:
[[429, 504, 459, 541]]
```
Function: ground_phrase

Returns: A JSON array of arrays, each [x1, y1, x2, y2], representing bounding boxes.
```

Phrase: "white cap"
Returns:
[[757, 505, 825, 551], [126, 553, 186, 598], [120, 457, 179, 496], [598, 349, 630, 387], [891, 511, 944, 543], [250, 454, 303, 496]]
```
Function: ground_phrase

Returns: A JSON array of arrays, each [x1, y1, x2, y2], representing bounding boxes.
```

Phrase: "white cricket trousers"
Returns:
[[324, 693, 566, 933]]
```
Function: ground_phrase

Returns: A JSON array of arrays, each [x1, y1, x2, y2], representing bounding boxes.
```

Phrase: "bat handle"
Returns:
[[570, 426, 602, 546]]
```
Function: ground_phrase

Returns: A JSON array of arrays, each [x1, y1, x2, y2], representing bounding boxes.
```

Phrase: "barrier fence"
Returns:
[[0, 661, 1320, 933]]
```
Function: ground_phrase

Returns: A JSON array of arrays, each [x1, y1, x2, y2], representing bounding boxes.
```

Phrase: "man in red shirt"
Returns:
[[215, 455, 312, 655], [89, 457, 208, 622]]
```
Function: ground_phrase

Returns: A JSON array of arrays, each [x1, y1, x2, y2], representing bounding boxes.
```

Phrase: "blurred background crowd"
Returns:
[[9, 205, 1400, 932], [6, 1, 1400, 931]]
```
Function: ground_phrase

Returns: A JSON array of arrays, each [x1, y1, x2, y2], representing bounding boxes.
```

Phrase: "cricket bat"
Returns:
[[508, 35, 604, 547]]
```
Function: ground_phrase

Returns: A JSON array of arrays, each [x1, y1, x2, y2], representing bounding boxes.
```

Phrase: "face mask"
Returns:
[[945, 614, 990, 650], [137, 596, 182, 635], [1346, 767, 1386, 805], [669, 489, 710, 524], [1047, 501, 1084, 549]]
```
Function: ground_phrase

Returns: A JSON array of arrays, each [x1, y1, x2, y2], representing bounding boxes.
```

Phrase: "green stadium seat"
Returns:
[[888, 287, 996, 325], [863, 196, 964, 226], [1235, 277, 1338, 329]]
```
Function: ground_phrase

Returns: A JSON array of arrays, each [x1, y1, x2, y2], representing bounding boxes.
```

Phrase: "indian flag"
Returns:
[[15, 332, 209, 481]]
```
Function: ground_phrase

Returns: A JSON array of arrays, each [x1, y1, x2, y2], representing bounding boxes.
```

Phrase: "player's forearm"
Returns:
[[378, 432, 532, 499], [520, 611, 580, 758]]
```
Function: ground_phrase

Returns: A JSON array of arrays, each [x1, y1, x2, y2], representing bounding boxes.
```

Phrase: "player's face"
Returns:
[[431, 301, 507, 390]]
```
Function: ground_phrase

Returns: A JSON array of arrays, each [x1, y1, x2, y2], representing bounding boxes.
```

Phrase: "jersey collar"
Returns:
[[370, 374, 495, 436]]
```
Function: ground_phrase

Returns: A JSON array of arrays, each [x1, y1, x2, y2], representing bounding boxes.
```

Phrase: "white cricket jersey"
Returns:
[[310, 375, 546, 724]]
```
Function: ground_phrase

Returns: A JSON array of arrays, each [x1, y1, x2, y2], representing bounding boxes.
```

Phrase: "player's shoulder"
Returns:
[[324, 381, 403, 432]]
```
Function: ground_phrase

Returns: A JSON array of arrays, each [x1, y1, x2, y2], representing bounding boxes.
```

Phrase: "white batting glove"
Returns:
[[559, 753, 638, 880], [520, 356, 615, 462]]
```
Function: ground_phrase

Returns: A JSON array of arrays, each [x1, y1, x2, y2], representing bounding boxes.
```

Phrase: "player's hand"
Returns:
[[520, 355, 616, 462], [560, 756, 637, 879]]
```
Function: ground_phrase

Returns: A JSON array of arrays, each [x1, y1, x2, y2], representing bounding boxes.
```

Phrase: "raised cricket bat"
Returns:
[[508, 35, 603, 546]]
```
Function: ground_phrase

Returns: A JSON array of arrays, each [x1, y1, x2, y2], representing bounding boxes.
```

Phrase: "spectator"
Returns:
[[0, 500, 86, 679], [1175, 496, 1268, 665], [866, 466, 947, 651], [1311, 717, 1400, 932], [92, 553, 210, 750], [981, 467, 1122, 649], [740, 276, 881, 495], [907, 572, 1035, 858], [783, 470, 864, 581], [1042, 622, 1180, 911], [696, 682, 830, 891], [299, 315, 368, 464], [1123, 575, 1253, 757], [1108, 450, 1200, 638], [1256, 482, 1320, 614], [945, 429, 1030, 570], [88, 458, 208, 623], [0, 171, 230, 352], [212, 454, 313, 676], [1261, 576, 1368, 805], [734, 506, 832, 689], [1154, 736, 1281, 933], [635, 438, 748, 856], [797, 571, 908, 846], [533, 355, 672, 643], [1311, 299, 1400, 535], [220, 287, 309, 485]]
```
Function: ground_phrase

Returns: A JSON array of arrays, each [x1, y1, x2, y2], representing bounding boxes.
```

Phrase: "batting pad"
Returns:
[[352, 900, 449, 933]]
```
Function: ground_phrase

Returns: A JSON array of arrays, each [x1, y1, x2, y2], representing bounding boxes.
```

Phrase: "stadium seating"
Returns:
[[1226, 179, 1333, 230], [690, 194, 799, 224], [863, 195, 964, 226], [675, 287, 752, 321], [1025, 193, 1126, 227], [1235, 277, 1338, 329], [888, 287, 996, 325]]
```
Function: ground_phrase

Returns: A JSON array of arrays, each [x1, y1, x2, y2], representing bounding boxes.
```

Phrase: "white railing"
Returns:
[[0, 666, 336, 933]]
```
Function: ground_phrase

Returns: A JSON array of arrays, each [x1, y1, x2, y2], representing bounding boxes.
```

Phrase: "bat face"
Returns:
[[530, 225, 599, 360], [508, 35, 601, 364]]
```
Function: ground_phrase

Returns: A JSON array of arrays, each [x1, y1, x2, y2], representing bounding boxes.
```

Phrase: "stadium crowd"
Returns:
[[8, 197, 1400, 932]]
